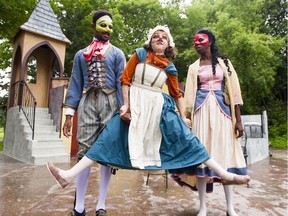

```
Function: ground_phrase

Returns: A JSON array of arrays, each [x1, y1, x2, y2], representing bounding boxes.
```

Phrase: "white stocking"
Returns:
[[224, 185, 238, 216], [96, 165, 112, 211], [196, 177, 207, 216], [59, 156, 94, 180], [74, 166, 91, 213], [203, 158, 234, 181]]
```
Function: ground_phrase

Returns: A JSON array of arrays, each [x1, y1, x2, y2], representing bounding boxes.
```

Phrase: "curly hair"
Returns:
[[196, 29, 231, 76]]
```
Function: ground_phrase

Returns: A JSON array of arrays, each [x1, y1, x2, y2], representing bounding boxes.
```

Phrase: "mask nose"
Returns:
[[105, 27, 113, 34]]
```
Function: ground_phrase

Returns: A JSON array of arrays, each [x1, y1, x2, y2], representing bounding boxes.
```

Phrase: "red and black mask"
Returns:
[[193, 34, 209, 47]]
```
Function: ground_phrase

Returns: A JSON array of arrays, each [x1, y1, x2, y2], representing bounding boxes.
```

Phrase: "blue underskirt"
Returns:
[[86, 93, 210, 171]]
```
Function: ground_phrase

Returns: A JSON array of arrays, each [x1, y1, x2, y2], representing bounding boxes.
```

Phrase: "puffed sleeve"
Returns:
[[227, 59, 243, 105], [184, 64, 195, 114], [166, 73, 182, 98]]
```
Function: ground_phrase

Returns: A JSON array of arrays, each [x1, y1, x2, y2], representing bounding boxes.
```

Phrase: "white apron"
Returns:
[[128, 63, 167, 169]]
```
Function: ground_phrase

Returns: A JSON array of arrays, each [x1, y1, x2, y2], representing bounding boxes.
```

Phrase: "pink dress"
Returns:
[[172, 64, 247, 192], [194, 65, 245, 169]]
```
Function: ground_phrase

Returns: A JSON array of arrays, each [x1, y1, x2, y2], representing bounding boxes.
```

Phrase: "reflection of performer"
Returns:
[[62, 10, 125, 216], [178, 29, 248, 216], [47, 26, 250, 193]]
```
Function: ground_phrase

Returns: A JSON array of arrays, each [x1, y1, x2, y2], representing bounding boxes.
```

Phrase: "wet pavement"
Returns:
[[0, 148, 287, 216]]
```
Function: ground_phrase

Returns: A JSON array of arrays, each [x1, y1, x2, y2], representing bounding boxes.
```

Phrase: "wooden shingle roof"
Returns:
[[20, 0, 70, 43]]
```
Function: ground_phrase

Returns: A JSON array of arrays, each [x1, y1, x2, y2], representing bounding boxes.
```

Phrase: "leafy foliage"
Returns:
[[0, 0, 36, 39], [266, 97, 287, 149], [0, 96, 7, 128], [0, 127, 4, 151]]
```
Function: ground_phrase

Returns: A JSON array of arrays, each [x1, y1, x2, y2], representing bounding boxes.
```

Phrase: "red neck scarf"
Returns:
[[83, 39, 109, 61]]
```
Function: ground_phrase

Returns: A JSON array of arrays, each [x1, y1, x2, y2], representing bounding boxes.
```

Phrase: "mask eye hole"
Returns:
[[199, 38, 204, 42]]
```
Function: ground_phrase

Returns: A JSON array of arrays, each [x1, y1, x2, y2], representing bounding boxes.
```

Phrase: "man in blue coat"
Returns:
[[62, 10, 125, 216]]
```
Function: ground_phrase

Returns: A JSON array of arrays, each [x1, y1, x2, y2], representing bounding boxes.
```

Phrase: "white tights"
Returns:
[[196, 175, 238, 216], [60, 157, 236, 183], [59, 157, 240, 215], [61, 158, 112, 212]]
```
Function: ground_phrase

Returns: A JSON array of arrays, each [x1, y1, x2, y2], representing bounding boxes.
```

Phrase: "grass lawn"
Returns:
[[0, 128, 3, 151]]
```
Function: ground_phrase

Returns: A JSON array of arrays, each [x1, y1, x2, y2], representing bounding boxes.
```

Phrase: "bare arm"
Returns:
[[120, 84, 131, 122], [174, 97, 192, 128], [63, 115, 73, 138], [234, 105, 244, 138]]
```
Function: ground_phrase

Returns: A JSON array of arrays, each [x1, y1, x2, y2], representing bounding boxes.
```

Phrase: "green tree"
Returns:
[[0, 0, 36, 40], [181, 0, 286, 148], [0, 0, 37, 70], [50, 0, 102, 76], [113, 0, 168, 56]]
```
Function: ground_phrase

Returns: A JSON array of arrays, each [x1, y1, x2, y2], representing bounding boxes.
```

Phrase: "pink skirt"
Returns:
[[172, 93, 247, 192]]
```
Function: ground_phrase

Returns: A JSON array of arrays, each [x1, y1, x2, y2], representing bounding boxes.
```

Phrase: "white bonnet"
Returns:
[[144, 25, 175, 48]]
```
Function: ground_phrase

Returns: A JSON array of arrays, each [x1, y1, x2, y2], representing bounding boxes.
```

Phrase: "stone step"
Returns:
[[24, 132, 61, 141], [32, 145, 67, 155], [5, 106, 70, 166], [32, 153, 70, 165], [23, 125, 57, 133], [34, 140, 64, 146], [19, 109, 51, 117], [35, 108, 49, 112], [19, 116, 53, 126]]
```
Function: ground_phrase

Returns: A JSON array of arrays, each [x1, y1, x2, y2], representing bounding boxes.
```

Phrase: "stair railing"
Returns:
[[12, 80, 37, 140]]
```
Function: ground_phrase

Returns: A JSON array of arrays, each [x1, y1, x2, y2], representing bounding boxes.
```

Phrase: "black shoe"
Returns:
[[68, 209, 86, 216], [96, 209, 107, 216]]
